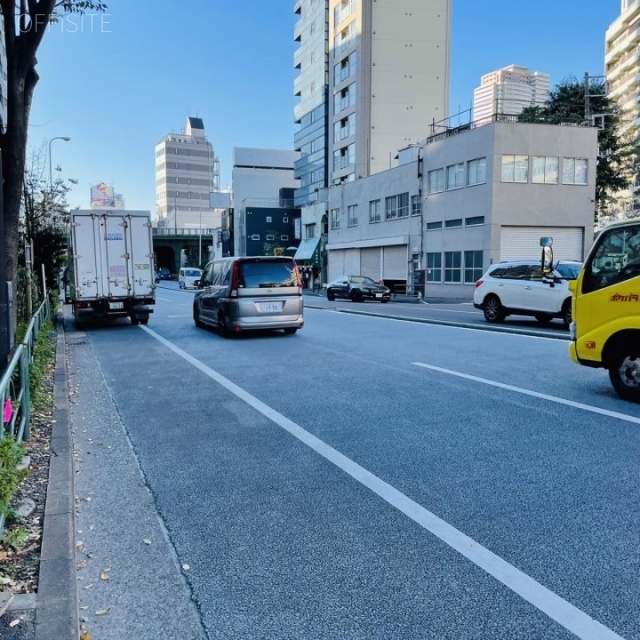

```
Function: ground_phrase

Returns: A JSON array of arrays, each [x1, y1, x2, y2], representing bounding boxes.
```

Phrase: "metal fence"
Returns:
[[0, 296, 52, 537]]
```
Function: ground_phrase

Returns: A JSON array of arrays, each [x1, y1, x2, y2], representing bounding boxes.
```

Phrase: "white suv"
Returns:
[[473, 260, 581, 328]]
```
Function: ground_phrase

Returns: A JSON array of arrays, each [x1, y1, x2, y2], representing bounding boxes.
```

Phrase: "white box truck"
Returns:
[[67, 209, 155, 326]]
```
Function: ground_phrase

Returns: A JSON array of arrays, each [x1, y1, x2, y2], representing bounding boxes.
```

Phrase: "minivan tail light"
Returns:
[[293, 261, 302, 292], [230, 261, 241, 297], [475, 279, 483, 288]]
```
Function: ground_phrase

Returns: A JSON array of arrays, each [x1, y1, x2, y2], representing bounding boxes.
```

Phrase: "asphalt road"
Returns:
[[76, 283, 640, 639]]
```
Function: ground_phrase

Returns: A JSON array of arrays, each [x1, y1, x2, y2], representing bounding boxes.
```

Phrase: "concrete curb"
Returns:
[[35, 310, 78, 640]]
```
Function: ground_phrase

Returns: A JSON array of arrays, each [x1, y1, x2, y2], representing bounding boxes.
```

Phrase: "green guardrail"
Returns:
[[0, 296, 52, 538]]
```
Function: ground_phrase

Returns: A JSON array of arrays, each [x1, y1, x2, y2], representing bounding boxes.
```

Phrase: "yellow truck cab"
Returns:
[[569, 219, 640, 401]]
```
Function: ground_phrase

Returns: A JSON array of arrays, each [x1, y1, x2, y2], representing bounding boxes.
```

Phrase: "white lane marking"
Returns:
[[310, 308, 567, 340], [141, 324, 626, 640], [156, 296, 172, 302], [413, 362, 640, 426]]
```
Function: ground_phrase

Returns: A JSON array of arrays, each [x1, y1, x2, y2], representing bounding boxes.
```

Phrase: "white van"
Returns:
[[179, 267, 203, 289], [193, 256, 304, 336]]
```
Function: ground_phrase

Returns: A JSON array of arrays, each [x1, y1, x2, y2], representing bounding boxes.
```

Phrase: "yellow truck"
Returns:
[[567, 219, 640, 401]]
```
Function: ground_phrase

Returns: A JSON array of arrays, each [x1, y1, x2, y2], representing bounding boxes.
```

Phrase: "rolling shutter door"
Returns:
[[360, 248, 381, 279], [383, 246, 407, 280], [344, 249, 360, 276], [328, 250, 345, 281], [500, 227, 584, 262]]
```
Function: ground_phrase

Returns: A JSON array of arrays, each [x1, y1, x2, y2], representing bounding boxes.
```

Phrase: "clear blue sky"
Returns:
[[29, 0, 621, 214]]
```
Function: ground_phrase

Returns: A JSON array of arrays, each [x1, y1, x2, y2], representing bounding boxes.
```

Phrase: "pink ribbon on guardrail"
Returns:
[[3, 399, 12, 423]]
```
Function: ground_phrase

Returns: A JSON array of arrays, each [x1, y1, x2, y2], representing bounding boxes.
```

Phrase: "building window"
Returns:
[[532, 156, 559, 184], [467, 157, 487, 186], [501, 155, 528, 182], [426, 221, 442, 230], [464, 250, 484, 283], [281, 235, 289, 241], [266, 216, 272, 222], [562, 158, 588, 185], [283, 217, 289, 222], [383, 193, 408, 220], [446, 163, 465, 190], [445, 218, 463, 229], [266, 234, 275, 241], [444, 251, 462, 283], [465, 216, 485, 226], [334, 82, 356, 114], [250, 234, 260, 241], [397, 193, 409, 218], [369, 199, 381, 223], [428, 168, 444, 194], [334, 115, 356, 142], [385, 195, 398, 220], [347, 204, 358, 226], [305, 224, 315, 238], [330, 208, 340, 229], [426, 252, 442, 282], [411, 195, 422, 216]]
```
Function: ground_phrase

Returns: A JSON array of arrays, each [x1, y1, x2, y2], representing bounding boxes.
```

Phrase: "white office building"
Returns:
[[232, 148, 301, 257], [155, 116, 220, 229], [473, 65, 550, 124], [327, 120, 598, 300]]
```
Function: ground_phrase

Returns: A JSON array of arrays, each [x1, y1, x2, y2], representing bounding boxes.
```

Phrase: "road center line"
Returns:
[[413, 362, 640, 426], [142, 326, 626, 640]]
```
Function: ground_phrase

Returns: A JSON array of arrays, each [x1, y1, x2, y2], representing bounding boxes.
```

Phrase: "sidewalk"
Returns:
[[2, 308, 208, 640]]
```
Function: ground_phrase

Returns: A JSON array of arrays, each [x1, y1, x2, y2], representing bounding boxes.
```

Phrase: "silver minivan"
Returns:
[[193, 256, 304, 336]]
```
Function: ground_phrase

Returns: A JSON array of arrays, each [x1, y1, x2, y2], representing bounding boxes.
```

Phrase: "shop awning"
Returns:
[[293, 237, 321, 266]]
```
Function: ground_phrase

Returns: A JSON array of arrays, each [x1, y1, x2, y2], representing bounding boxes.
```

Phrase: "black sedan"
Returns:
[[326, 275, 391, 303]]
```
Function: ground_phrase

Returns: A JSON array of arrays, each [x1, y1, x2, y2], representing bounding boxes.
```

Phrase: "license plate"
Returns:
[[109, 302, 124, 310], [258, 302, 281, 313], [375, 293, 382, 298]]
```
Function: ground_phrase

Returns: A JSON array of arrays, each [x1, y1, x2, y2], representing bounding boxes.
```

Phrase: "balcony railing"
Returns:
[[152, 228, 217, 237]]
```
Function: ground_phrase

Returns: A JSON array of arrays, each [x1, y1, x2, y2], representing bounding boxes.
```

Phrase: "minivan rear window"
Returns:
[[239, 261, 298, 288]]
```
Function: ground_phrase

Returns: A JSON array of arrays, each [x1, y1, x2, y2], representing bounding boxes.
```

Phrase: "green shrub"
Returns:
[[0, 438, 28, 517]]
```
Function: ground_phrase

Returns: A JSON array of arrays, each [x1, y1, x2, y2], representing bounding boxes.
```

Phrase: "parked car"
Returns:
[[157, 267, 172, 281], [473, 259, 582, 328], [326, 275, 391, 303], [179, 267, 203, 289], [193, 256, 304, 336]]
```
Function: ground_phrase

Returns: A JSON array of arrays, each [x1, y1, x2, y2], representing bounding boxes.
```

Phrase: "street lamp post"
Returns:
[[48, 136, 71, 190]]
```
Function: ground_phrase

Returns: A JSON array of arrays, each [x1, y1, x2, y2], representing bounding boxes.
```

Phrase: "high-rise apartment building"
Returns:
[[293, 0, 451, 283], [293, 0, 329, 209], [155, 116, 220, 229], [473, 65, 550, 124], [606, 0, 640, 209], [329, 0, 450, 183]]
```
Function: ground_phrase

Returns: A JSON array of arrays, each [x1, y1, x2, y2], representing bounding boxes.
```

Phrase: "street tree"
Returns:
[[518, 77, 640, 223], [0, 0, 107, 366], [21, 145, 76, 295]]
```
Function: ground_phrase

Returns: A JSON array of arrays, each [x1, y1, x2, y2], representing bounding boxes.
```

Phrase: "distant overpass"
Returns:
[[153, 228, 219, 274]]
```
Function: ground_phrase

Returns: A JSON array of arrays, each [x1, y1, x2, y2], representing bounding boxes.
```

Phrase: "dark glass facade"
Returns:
[[293, 100, 329, 208]]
